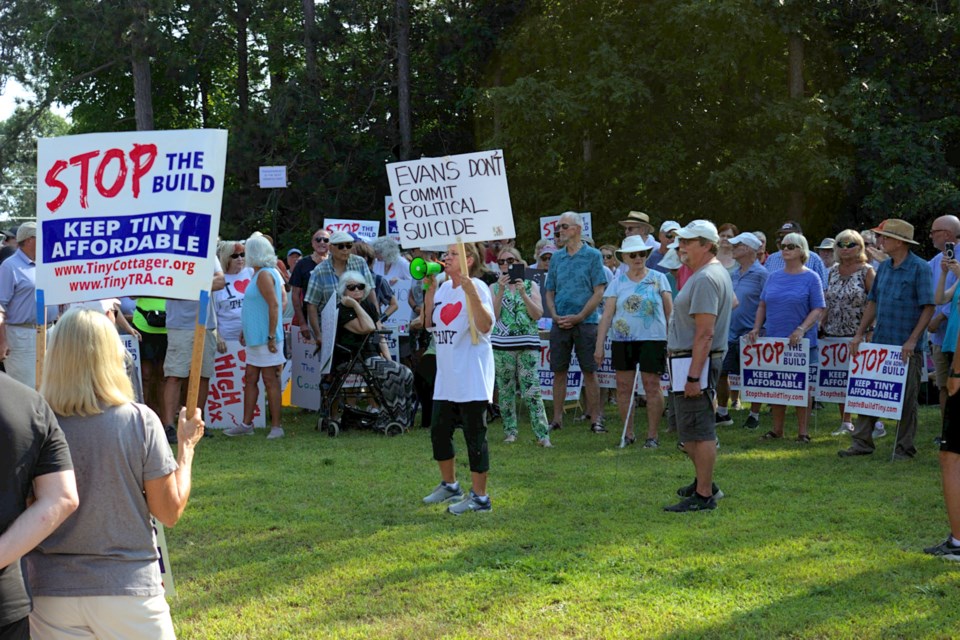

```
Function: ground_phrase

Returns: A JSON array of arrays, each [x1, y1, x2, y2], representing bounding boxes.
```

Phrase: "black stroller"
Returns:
[[316, 329, 416, 437]]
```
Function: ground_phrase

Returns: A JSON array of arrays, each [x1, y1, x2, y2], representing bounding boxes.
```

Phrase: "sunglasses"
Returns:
[[539, 254, 552, 261], [345, 283, 366, 292], [836, 241, 858, 249], [335, 243, 354, 250], [601, 254, 614, 259], [627, 252, 649, 259], [313, 236, 330, 243], [230, 252, 245, 259], [556, 223, 577, 230], [781, 243, 800, 251], [665, 233, 676, 239], [498, 258, 517, 265]]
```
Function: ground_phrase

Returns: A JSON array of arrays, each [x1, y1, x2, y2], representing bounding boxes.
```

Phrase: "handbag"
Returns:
[[137, 306, 166, 328]]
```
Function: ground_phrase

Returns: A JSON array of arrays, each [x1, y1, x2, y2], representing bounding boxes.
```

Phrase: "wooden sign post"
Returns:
[[456, 238, 478, 345], [185, 290, 210, 414]]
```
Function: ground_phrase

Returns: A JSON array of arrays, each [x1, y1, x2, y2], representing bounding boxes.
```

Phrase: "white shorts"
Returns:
[[30, 594, 175, 640], [246, 342, 286, 368], [4, 324, 39, 389]]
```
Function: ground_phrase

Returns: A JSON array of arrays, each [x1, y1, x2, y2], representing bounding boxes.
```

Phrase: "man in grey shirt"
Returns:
[[664, 220, 734, 512]]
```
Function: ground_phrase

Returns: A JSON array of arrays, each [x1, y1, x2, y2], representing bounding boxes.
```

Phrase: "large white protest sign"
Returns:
[[386, 149, 515, 248], [205, 341, 266, 429], [324, 218, 380, 242], [540, 213, 593, 241], [816, 338, 852, 403], [319, 296, 337, 375], [36, 130, 227, 305], [740, 337, 810, 407], [845, 343, 909, 420], [291, 329, 322, 410], [538, 338, 582, 402]]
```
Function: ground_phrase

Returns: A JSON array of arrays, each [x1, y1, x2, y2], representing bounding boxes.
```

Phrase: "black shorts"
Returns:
[[721, 340, 741, 375], [139, 331, 167, 364], [611, 340, 666, 374], [941, 387, 960, 455]]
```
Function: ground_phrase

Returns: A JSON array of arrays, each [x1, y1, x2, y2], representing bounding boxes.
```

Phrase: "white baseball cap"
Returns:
[[675, 220, 720, 244], [659, 220, 681, 234], [728, 232, 762, 250]]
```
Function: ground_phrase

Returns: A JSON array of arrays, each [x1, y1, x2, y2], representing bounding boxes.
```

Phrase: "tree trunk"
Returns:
[[130, 1, 153, 131], [787, 32, 804, 222], [396, 0, 412, 160], [303, 0, 316, 84], [236, 0, 250, 116]]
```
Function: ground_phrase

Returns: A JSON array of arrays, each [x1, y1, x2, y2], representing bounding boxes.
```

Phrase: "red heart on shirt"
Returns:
[[439, 301, 462, 325], [233, 279, 250, 294]]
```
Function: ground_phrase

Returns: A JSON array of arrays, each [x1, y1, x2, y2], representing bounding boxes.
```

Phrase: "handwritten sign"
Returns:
[[845, 343, 908, 419], [323, 218, 380, 242], [204, 341, 265, 429], [36, 130, 226, 305], [386, 149, 515, 248], [540, 213, 593, 241], [740, 337, 809, 407], [290, 329, 322, 410], [815, 338, 851, 403]]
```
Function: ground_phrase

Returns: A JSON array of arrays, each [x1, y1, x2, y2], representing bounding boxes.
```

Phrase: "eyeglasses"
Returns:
[[836, 241, 858, 249], [781, 244, 799, 251], [539, 254, 552, 261], [313, 236, 330, 243], [556, 223, 577, 230], [230, 252, 245, 259], [665, 233, 676, 239], [345, 283, 366, 292], [498, 258, 516, 265], [627, 252, 649, 259], [601, 254, 614, 259], [335, 243, 354, 250]]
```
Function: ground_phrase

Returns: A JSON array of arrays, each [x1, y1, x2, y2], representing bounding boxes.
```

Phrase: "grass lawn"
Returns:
[[168, 402, 960, 639]]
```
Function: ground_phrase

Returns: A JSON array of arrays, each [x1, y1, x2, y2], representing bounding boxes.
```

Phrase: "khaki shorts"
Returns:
[[30, 594, 175, 640], [164, 327, 216, 379], [932, 343, 951, 389]]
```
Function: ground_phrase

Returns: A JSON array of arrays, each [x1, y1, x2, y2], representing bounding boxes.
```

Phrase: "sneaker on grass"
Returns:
[[664, 493, 717, 512], [223, 423, 254, 437], [715, 412, 734, 427], [422, 482, 463, 504], [643, 438, 659, 449], [831, 422, 854, 436], [873, 421, 887, 439], [503, 433, 517, 443], [676, 478, 724, 500], [742, 414, 760, 430], [923, 537, 960, 560], [447, 491, 492, 515], [266, 427, 284, 440]]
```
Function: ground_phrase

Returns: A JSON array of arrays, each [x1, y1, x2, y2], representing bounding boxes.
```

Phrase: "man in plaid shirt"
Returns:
[[839, 219, 934, 460]]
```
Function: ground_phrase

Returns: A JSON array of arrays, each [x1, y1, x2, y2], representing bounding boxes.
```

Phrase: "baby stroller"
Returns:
[[316, 329, 416, 437]]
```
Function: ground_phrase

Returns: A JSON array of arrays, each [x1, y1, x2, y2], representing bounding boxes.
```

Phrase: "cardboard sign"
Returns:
[[540, 213, 593, 241], [36, 129, 227, 305], [204, 341, 266, 429], [290, 329, 322, 410], [815, 338, 851, 403], [740, 337, 810, 407], [386, 149, 515, 248], [845, 343, 908, 419], [323, 218, 380, 242]]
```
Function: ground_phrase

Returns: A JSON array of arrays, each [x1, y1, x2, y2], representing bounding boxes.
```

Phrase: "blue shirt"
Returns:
[[647, 248, 667, 273], [764, 250, 828, 288], [929, 252, 957, 346], [602, 269, 671, 341], [943, 284, 960, 354], [760, 268, 825, 346], [729, 260, 768, 341], [870, 251, 934, 347], [0, 249, 54, 325], [545, 243, 606, 324], [242, 268, 284, 346]]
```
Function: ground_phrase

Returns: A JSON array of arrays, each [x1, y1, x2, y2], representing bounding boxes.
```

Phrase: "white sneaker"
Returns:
[[537, 437, 553, 448], [267, 427, 285, 440], [831, 422, 854, 436], [224, 423, 254, 436], [503, 434, 517, 443], [873, 421, 887, 439]]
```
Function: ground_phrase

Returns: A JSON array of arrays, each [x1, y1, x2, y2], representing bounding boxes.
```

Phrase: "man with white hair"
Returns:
[[648, 220, 681, 274], [0, 222, 51, 387], [544, 212, 608, 434], [663, 220, 734, 512]]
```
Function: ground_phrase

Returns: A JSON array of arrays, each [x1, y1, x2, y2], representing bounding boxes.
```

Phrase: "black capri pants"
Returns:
[[431, 400, 490, 473]]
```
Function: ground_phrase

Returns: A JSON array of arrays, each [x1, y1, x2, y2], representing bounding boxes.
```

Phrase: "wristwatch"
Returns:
[[686, 375, 699, 383]]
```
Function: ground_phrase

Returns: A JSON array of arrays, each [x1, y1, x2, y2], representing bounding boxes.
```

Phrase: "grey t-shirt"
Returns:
[[26, 403, 177, 597], [667, 260, 733, 354]]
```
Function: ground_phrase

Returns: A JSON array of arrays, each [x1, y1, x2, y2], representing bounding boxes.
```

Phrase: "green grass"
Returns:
[[169, 404, 960, 639]]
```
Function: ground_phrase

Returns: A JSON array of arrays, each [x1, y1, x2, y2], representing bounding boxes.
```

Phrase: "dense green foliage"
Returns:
[[2, 0, 958, 251]]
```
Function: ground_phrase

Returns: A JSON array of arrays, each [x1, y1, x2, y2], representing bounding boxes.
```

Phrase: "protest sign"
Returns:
[[816, 338, 852, 403], [204, 341, 266, 429], [318, 296, 337, 375], [540, 213, 593, 241], [290, 329, 322, 410], [538, 338, 582, 402], [36, 129, 227, 305], [845, 343, 908, 420], [385, 196, 400, 243], [386, 149, 515, 248], [727, 373, 740, 392], [740, 337, 810, 407], [324, 218, 380, 242]]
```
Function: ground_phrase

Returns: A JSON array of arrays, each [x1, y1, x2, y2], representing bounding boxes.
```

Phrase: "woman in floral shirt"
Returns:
[[595, 236, 672, 447], [491, 247, 552, 447]]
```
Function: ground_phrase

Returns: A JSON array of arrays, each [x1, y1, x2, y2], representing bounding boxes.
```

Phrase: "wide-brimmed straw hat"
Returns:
[[872, 219, 918, 245], [618, 211, 654, 233]]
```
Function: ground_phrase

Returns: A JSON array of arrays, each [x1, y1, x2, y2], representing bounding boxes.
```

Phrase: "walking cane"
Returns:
[[619, 363, 641, 449]]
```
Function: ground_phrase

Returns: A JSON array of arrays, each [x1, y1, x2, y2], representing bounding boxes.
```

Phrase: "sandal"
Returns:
[[591, 423, 608, 434], [796, 434, 811, 443], [761, 430, 782, 440]]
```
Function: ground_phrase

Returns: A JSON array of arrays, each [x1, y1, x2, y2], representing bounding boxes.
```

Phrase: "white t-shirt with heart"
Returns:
[[214, 267, 254, 341], [431, 277, 495, 403]]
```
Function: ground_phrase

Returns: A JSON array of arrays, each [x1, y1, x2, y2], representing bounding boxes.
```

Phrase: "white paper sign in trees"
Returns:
[[386, 150, 515, 248], [36, 130, 227, 305]]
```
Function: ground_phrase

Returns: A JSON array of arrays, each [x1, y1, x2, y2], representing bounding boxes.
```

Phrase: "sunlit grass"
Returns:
[[168, 403, 960, 639]]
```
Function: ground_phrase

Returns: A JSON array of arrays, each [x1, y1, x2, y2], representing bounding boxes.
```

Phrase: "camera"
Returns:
[[947, 242, 955, 261]]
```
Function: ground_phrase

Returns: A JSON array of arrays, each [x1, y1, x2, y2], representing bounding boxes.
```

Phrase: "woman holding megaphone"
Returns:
[[421, 242, 496, 515]]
